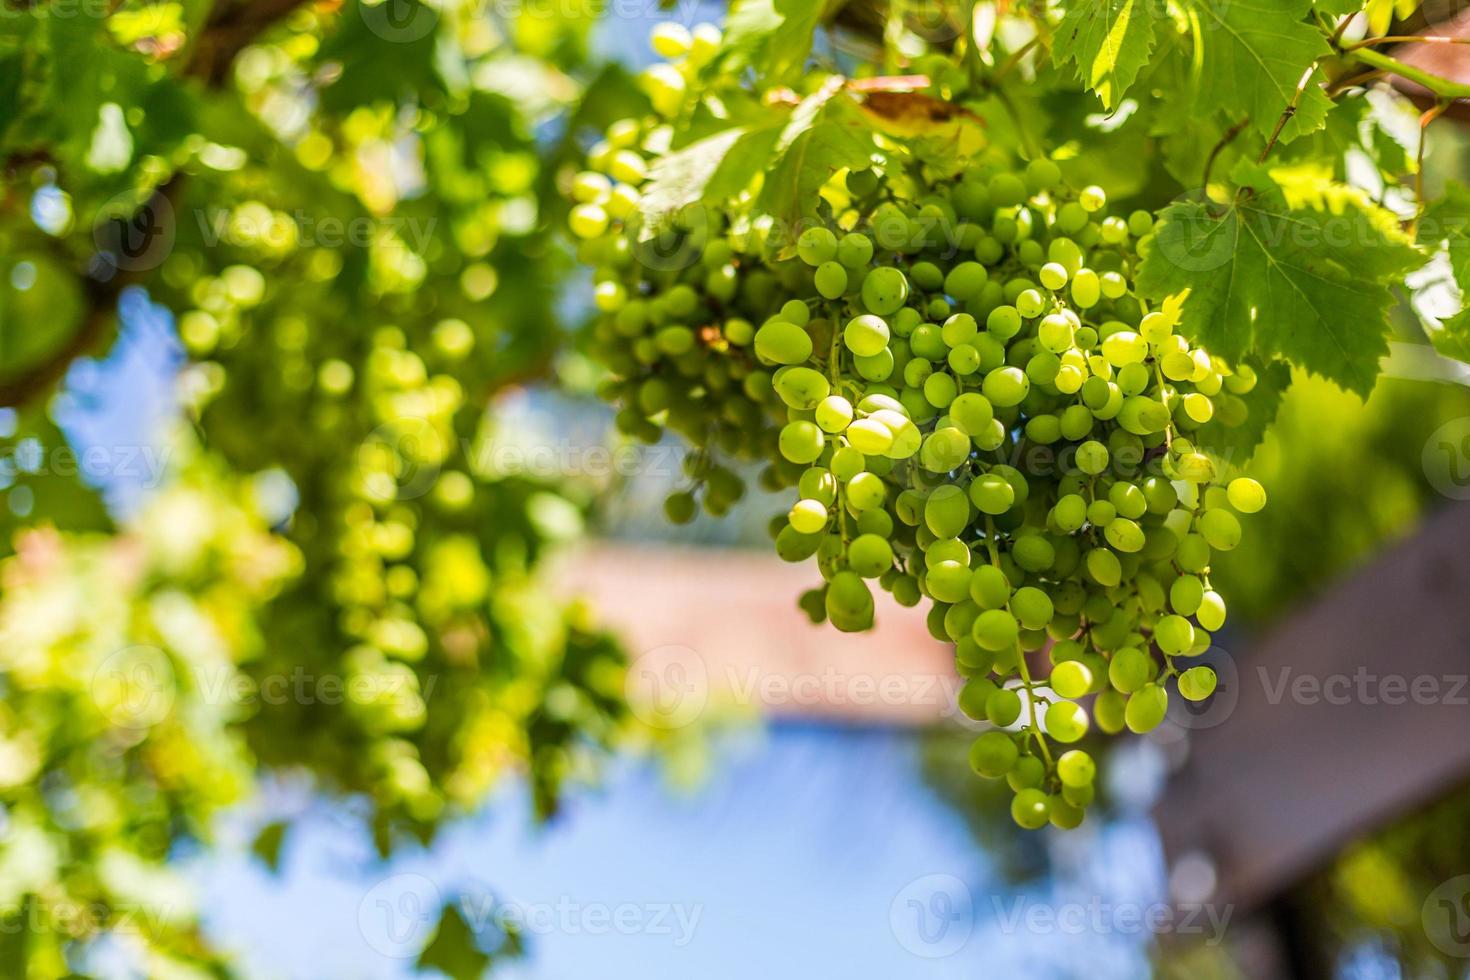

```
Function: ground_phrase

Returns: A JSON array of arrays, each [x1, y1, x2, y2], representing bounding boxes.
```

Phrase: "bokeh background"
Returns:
[[5, 1, 1470, 979]]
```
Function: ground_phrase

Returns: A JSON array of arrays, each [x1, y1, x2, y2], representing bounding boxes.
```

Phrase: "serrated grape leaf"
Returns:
[[1199, 357, 1292, 462], [1418, 181, 1470, 362], [249, 822, 287, 873], [756, 81, 872, 234], [720, 0, 826, 81], [636, 124, 781, 231], [1184, 0, 1332, 144], [416, 901, 521, 980], [1052, 0, 1161, 110], [1136, 161, 1423, 396]]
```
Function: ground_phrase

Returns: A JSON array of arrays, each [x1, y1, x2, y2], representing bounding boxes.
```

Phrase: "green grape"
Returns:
[[1050, 660, 1092, 699], [1200, 508, 1242, 550], [789, 499, 829, 534], [1125, 684, 1169, 733], [1228, 477, 1267, 513], [981, 366, 1029, 407], [665, 490, 697, 524], [778, 421, 825, 464], [969, 473, 1014, 515], [1154, 614, 1196, 655], [973, 608, 1019, 652], [849, 533, 894, 577], [815, 261, 848, 299], [1011, 788, 1051, 830], [775, 366, 831, 409], [1108, 646, 1152, 693], [837, 232, 875, 268], [1011, 586, 1054, 629], [1045, 701, 1088, 743], [1179, 665, 1218, 701], [755, 320, 814, 365], [798, 227, 839, 266], [846, 471, 887, 511], [826, 571, 875, 632], [862, 267, 910, 315], [1197, 590, 1227, 631], [970, 731, 1019, 778], [569, 103, 1266, 832], [845, 314, 891, 357], [1057, 749, 1096, 788], [986, 685, 1023, 726]]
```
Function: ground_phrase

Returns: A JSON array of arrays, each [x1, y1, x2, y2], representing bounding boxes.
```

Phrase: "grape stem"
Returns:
[[985, 515, 1054, 769]]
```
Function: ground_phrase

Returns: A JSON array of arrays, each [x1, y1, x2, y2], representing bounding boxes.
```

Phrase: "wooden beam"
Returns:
[[1155, 502, 1470, 911]]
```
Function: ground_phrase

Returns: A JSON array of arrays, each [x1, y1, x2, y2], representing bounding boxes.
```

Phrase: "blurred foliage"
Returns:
[[0, 0, 655, 974], [1211, 373, 1470, 629]]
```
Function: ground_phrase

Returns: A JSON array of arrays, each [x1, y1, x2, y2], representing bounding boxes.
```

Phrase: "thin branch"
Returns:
[[993, 37, 1041, 83], [1346, 35, 1470, 51], [1, 0, 314, 409], [185, 0, 314, 84], [1348, 46, 1470, 101], [1257, 65, 1320, 165], [1202, 117, 1249, 191], [1412, 100, 1452, 237]]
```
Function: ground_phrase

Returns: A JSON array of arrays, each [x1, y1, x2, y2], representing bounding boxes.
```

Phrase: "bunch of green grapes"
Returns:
[[569, 26, 1267, 830]]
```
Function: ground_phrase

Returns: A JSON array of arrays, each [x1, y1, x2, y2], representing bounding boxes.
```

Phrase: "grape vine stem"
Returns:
[[985, 516, 1053, 769]]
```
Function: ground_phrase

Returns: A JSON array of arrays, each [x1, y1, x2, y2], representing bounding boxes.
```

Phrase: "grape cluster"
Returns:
[[568, 27, 1267, 830]]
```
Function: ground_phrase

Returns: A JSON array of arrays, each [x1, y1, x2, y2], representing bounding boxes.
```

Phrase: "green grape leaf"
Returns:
[[1418, 181, 1470, 362], [1136, 162, 1424, 396], [249, 822, 287, 873], [756, 81, 871, 234], [1052, 0, 1161, 110], [636, 124, 781, 230], [416, 903, 498, 980], [1200, 357, 1292, 462], [720, 0, 827, 81], [1184, 0, 1333, 144]]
